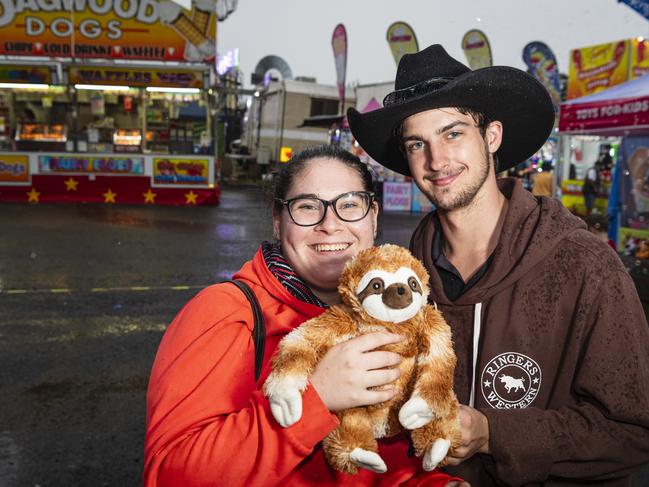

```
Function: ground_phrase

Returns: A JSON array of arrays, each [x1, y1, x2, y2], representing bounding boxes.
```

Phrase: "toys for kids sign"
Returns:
[[559, 96, 649, 133], [0, 0, 216, 62]]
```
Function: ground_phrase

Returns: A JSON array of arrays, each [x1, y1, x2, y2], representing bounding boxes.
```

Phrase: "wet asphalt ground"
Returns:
[[0, 184, 424, 487], [1, 184, 648, 486]]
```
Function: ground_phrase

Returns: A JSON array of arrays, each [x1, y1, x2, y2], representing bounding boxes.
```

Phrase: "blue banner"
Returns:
[[619, 0, 649, 20], [522, 41, 562, 112]]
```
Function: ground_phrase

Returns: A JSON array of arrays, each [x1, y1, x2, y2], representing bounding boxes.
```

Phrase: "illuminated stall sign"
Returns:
[[279, 146, 293, 163], [0, 0, 216, 62], [216, 48, 239, 76], [0, 66, 51, 84], [567, 40, 631, 99], [382, 182, 412, 212], [0, 154, 30, 182], [153, 157, 209, 184], [39, 155, 145, 175], [68, 66, 204, 88]]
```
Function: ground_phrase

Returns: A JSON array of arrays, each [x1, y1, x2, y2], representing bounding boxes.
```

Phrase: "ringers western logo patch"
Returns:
[[481, 352, 541, 409]]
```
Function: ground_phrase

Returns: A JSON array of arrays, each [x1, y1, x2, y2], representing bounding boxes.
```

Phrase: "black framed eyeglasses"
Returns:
[[276, 191, 375, 227]]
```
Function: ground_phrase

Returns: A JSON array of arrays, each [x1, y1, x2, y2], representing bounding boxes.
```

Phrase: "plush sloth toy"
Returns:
[[264, 244, 460, 474]]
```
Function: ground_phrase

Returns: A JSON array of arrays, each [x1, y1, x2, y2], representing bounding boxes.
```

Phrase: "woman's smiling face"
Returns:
[[273, 157, 378, 303]]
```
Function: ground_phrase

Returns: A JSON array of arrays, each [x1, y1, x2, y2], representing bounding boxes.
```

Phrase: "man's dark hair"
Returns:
[[273, 145, 374, 214], [393, 107, 499, 170]]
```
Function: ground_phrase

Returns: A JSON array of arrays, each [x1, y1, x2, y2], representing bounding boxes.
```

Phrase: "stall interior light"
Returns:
[[74, 84, 132, 91], [145, 87, 201, 94], [0, 82, 50, 89]]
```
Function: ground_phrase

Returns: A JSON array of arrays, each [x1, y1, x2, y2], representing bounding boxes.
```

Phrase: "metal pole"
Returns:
[[278, 80, 286, 160], [553, 132, 562, 198]]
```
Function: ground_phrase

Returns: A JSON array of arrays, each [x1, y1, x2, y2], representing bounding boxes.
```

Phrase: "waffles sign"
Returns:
[[0, 0, 216, 62]]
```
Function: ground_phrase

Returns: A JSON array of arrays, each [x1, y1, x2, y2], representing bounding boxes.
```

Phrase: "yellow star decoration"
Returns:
[[103, 188, 117, 203], [27, 187, 40, 203], [185, 190, 198, 205], [143, 188, 157, 204], [64, 177, 79, 191]]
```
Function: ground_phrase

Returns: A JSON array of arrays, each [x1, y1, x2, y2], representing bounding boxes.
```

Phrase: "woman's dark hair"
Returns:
[[272, 145, 374, 213]]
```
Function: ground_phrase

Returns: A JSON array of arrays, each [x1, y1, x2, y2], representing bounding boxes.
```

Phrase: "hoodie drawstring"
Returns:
[[468, 302, 482, 407]]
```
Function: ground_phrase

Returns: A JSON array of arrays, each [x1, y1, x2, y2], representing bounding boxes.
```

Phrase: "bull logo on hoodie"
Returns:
[[480, 352, 542, 409]]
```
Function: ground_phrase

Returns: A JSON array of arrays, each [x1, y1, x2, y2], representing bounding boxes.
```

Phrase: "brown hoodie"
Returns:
[[410, 178, 649, 486]]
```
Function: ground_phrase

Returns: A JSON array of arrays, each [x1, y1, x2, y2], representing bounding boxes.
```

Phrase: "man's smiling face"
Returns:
[[401, 107, 501, 211]]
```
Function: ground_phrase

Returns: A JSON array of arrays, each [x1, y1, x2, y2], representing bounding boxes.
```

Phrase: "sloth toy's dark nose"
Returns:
[[382, 283, 412, 309]]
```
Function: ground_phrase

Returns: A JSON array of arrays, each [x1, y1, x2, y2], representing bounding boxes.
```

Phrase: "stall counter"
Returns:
[[0, 152, 220, 205]]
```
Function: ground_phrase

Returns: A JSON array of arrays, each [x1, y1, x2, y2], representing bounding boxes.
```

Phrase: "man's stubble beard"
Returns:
[[422, 140, 491, 211]]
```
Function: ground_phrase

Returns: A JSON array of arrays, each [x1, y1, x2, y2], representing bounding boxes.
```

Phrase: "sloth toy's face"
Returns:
[[355, 267, 425, 323]]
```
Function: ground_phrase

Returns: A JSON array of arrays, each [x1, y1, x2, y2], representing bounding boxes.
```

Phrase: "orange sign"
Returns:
[[567, 40, 630, 99], [0, 0, 216, 62], [0, 154, 30, 182], [69, 66, 204, 88]]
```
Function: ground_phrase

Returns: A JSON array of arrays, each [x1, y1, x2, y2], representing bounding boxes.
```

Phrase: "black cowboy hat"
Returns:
[[347, 44, 555, 176]]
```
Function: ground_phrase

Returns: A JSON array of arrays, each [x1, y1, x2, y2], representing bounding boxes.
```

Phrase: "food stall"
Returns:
[[559, 72, 649, 247], [0, 0, 220, 205]]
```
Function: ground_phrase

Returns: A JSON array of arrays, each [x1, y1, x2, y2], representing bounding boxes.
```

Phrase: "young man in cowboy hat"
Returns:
[[349, 44, 649, 486]]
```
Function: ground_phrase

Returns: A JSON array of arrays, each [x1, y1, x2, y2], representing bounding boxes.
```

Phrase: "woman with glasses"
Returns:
[[144, 145, 465, 487]]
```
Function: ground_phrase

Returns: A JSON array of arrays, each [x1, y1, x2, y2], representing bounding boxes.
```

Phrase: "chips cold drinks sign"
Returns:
[[0, 0, 216, 62]]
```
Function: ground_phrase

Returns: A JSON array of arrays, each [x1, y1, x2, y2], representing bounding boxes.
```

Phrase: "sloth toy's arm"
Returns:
[[263, 315, 341, 427], [399, 306, 457, 429]]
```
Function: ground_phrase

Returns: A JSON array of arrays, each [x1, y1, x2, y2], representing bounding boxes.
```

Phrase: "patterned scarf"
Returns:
[[262, 241, 328, 309]]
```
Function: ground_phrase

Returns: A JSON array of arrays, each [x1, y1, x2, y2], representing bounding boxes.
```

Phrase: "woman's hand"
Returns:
[[310, 332, 403, 411]]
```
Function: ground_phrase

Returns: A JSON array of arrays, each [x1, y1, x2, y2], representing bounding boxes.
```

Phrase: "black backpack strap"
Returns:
[[222, 280, 266, 381]]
